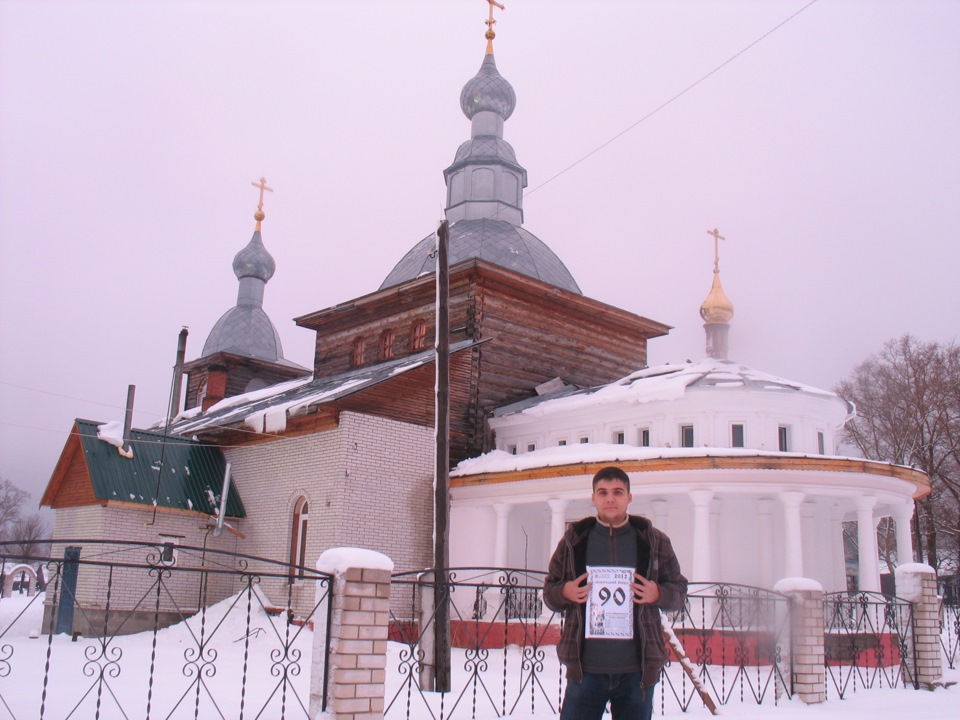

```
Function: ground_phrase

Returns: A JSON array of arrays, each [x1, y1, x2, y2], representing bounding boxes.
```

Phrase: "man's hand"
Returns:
[[632, 573, 660, 605], [561, 572, 590, 604]]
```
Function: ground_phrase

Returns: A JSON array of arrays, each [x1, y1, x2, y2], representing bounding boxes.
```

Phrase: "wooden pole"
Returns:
[[433, 219, 451, 692]]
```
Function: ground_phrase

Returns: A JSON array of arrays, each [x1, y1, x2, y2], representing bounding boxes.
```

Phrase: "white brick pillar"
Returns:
[[895, 563, 944, 688], [312, 548, 394, 719], [774, 578, 826, 704]]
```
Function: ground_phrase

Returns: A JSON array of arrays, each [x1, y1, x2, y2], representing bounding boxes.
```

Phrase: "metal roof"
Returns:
[[75, 419, 245, 517]]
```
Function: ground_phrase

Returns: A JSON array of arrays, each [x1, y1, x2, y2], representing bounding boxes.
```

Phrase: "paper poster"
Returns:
[[585, 565, 634, 639]]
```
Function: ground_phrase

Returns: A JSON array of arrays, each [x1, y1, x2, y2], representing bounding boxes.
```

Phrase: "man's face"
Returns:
[[591, 478, 632, 525]]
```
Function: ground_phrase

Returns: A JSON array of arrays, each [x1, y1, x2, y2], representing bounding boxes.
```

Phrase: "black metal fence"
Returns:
[[663, 583, 793, 710], [387, 568, 561, 720], [385, 572, 797, 719], [823, 590, 916, 698], [939, 575, 959, 670], [0, 540, 332, 719]]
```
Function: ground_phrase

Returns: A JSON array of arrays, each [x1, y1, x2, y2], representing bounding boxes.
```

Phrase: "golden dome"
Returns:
[[700, 270, 734, 324]]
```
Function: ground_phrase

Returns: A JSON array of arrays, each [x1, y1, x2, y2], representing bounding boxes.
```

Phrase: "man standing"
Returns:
[[543, 466, 687, 720]]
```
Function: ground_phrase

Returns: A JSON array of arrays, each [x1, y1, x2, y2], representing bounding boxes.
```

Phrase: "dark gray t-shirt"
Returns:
[[581, 521, 641, 674]]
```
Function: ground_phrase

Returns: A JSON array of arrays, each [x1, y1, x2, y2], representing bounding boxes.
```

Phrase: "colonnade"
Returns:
[[482, 491, 916, 592]]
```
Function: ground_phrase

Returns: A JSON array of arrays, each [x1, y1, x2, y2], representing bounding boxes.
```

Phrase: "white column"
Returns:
[[779, 491, 806, 578], [689, 490, 714, 582], [492, 502, 512, 568], [801, 501, 817, 579], [893, 502, 915, 567], [757, 499, 776, 588], [546, 498, 569, 559], [830, 504, 848, 592], [856, 496, 881, 592], [650, 499, 669, 533]]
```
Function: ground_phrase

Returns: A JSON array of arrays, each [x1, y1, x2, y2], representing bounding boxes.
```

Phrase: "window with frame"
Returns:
[[818, 431, 826, 455], [681, 425, 695, 448], [527, 443, 536, 452], [558, 439, 567, 446], [778, 425, 790, 452], [410, 320, 428, 351], [640, 428, 650, 447], [614, 431, 625, 445], [508, 444, 517, 455], [731, 424, 745, 448], [350, 337, 365, 367], [159, 534, 182, 566], [579, 436, 589, 445], [379, 329, 395, 360], [289, 497, 309, 582]]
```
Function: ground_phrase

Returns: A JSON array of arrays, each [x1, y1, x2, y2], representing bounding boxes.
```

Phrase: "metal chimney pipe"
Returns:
[[121, 384, 135, 458], [168, 326, 189, 423]]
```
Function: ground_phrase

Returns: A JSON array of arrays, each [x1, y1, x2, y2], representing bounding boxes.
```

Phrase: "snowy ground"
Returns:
[[0, 592, 956, 718]]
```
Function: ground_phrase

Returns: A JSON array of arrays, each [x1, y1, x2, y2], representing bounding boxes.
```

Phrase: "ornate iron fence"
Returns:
[[939, 575, 959, 670], [662, 583, 793, 710], [387, 568, 561, 720], [0, 540, 332, 719], [823, 590, 916, 698]]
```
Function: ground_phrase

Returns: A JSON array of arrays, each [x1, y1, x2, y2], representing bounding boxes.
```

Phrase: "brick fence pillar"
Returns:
[[895, 563, 944, 688], [310, 548, 394, 720], [774, 578, 826, 704]]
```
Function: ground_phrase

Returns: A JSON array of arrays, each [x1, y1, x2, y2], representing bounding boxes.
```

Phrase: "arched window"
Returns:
[[410, 320, 428, 352], [379, 329, 395, 360], [289, 497, 309, 582], [350, 337, 365, 367]]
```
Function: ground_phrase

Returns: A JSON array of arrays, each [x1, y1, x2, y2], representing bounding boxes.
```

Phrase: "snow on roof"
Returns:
[[168, 340, 475, 436], [494, 357, 841, 419], [451, 442, 838, 477]]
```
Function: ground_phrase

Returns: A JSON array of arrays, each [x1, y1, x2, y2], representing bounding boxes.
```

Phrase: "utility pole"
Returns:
[[433, 219, 451, 692]]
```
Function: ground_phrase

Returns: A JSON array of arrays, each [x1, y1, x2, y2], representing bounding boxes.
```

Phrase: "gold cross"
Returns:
[[485, 0, 505, 51], [485, 0, 505, 33], [706, 228, 725, 272], [251, 177, 273, 211]]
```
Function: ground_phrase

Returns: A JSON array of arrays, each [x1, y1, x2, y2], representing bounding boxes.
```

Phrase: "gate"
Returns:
[[823, 590, 916, 697], [0, 539, 333, 719]]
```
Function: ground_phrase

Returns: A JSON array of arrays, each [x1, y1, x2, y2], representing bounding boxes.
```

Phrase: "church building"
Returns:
[[40, 10, 928, 624]]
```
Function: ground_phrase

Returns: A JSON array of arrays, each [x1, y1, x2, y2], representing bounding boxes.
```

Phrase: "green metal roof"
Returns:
[[75, 419, 245, 518]]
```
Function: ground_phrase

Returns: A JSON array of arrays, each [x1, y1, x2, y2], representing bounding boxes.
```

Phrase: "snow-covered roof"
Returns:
[[492, 357, 849, 419], [168, 339, 478, 436], [451, 443, 849, 477]]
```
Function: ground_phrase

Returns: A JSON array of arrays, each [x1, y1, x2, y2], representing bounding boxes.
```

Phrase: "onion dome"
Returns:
[[700, 271, 734, 324], [460, 54, 516, 120], [232, 232, 276, 282]]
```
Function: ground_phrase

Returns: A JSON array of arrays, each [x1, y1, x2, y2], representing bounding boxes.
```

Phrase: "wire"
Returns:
[[523, 0, 821, 199]]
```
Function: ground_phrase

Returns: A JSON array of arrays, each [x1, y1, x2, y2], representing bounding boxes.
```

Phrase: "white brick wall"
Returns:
[[228, 411, 435, 611]]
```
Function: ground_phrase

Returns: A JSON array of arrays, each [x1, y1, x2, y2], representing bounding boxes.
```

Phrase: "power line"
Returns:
[[523, 0, 821, 199]]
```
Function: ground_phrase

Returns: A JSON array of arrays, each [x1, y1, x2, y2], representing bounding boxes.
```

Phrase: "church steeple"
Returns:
[[444, 1, 526, 226], [378, 2, 581, 294], [700, 228, 734, 360], [201, 179, 286, 362]]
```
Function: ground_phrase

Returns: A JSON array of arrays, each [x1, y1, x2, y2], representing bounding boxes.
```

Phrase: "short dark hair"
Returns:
[[592, 466, 630, 491]]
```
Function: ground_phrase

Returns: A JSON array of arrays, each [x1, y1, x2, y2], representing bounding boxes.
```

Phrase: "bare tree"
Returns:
[[9, 514, 51, 559], [835, 335, 960, 574], [0, 478, 29, 539]]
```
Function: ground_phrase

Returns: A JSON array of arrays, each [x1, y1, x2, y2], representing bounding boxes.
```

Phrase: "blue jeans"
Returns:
[[560, 672, 656, 720]]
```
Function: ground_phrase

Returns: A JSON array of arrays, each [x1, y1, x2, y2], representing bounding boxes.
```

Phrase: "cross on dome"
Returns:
[[251, 177, 274, 231], [484, 0, 505, 54]]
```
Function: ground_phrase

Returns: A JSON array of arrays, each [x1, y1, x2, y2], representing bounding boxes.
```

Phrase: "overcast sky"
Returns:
[[1, 0, 958, 504]]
